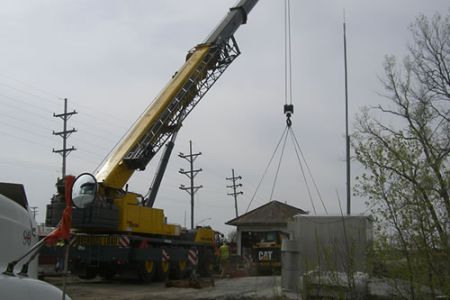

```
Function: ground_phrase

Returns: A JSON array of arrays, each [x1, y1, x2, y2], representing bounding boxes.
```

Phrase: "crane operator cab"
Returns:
[[69, 173, 180, 236]]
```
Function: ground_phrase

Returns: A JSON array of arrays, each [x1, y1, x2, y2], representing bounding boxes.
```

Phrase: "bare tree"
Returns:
[[353, 11, 450, 298]]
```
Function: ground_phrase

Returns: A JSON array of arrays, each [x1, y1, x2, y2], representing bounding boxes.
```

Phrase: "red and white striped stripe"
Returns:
[[162, 249, 170, 263], [119, 236, 130, 248], [188, 248, 198, 266], [69, 235, 77, 247]]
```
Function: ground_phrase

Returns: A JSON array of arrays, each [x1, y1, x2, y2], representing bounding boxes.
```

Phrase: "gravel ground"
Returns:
[[45, 275, 298, 300]]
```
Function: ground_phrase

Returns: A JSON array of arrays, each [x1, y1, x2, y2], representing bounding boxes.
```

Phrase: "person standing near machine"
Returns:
[[219, 242, 230, 277]]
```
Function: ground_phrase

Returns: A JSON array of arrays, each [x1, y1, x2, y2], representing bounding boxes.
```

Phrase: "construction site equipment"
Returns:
[[45, 0, 259, 282], [252, 230, 288, 274]]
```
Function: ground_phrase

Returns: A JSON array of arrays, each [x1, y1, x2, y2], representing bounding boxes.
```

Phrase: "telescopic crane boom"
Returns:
[[95, 0, 258, 192], [45, 0, 259, 282], [47, 0, 258, 234]]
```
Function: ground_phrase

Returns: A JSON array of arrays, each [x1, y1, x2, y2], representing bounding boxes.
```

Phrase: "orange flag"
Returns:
[[45, 175, 75, 246]]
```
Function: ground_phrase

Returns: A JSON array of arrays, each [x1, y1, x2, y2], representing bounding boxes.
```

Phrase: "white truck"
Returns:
[[0, 182, 70, 299]]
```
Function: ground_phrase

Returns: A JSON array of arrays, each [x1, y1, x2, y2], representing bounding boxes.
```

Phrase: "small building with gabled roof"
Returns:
[[226, 200, 307, 256]]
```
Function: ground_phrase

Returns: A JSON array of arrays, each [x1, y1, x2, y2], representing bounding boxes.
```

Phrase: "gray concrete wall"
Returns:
[[287, 215, 372, 274]]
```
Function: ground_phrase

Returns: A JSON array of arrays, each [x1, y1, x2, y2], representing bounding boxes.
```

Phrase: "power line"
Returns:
[[71, 135, 113, 153], [75, 107, 129, 135], [0, 156, 58, 173], [0, 119, 54, 142], [0, 81, 61, 105], [0, 111, 54, 134], [0, 92, 59, 122], [72, 124, 125, 146], [0, 73, 64, 101], [0, 92, 129, 165], [0, 78, 130, 139]]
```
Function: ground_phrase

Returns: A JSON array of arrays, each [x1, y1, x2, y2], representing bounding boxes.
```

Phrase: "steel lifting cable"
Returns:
[[246, 0, 329, 214], [284, 0, 328, 215], [246, 0, 294, 212], [245, 126, 289, 213], [289, 129, 330, 215], [284, 0, 293, 106], [283, 0, 294, 127], [290, 130, 328, 214], [288, 130, 317, 214], [269, 128, 290, 201], [283, 0, 318, 212]]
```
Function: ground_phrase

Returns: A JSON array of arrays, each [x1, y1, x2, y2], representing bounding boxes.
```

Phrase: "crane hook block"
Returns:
[[284, 104, 294, 115], [284, 104, 294, 127]]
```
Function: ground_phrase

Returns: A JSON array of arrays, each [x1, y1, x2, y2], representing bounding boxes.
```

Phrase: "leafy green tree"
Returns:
[[353, 11, 450, 298]]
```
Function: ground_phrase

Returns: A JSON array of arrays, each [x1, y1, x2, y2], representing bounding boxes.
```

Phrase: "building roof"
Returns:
[[226, 200, 307, 226]]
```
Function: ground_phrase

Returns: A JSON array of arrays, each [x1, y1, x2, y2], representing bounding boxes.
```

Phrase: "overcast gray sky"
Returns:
[[0, 0, 448, 234]]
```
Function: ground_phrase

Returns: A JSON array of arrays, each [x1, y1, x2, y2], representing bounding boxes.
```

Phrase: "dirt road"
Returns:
[[46, 276, 292, 300]]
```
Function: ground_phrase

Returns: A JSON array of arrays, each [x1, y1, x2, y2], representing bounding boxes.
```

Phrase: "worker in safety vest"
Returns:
[[54, 240, 65, 272], [219, 242, 230, 277]]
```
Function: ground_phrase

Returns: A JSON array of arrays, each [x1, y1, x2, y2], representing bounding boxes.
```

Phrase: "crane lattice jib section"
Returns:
[[95, 37, 240, 189], [124, 37, 240, 167], [126, 38, 240, 166]]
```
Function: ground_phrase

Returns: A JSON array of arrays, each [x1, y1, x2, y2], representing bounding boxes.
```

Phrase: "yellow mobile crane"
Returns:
[[45, 0, 258, 281]]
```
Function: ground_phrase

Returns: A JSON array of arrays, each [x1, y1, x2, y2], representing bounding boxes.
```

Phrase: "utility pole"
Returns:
[[179, 140, 203, 229], [30, 206, 38, 219], [53, 98, 77, 178], [226, 169, 243, 218]]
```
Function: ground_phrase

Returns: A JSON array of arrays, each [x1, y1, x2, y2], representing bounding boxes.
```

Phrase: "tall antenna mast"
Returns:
[[343, 11, 351, 215]]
